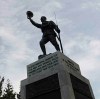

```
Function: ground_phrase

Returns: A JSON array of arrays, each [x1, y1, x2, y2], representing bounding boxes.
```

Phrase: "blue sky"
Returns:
[[0, 0, 100, 98]]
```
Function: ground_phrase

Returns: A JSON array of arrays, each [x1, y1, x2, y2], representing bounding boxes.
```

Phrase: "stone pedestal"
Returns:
[[21, 51, 95, 99]]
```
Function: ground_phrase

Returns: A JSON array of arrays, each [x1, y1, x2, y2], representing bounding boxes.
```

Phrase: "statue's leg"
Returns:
[[49, 35, 60, 51], [40, 37, 48, 55]]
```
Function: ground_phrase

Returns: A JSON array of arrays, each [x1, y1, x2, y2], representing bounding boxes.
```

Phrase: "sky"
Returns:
[[0, 0, 100, 98]]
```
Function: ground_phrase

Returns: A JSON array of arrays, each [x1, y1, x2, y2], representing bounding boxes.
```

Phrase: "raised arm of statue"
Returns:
[[26, 11, 42, 28], [29, 18, 42, 28]]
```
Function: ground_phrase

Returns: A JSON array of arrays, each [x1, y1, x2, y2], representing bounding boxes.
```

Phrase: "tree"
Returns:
[[2, 80, 16, 99], [0, 77, 4, 98], [0, 77, 19, 99], [17, 92, 21, 99]]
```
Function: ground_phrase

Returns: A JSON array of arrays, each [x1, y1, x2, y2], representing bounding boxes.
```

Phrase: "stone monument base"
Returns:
[[21, 51, 95, 99]]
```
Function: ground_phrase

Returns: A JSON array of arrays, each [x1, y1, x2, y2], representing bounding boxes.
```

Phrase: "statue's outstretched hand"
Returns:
[[26, 11, 33, 20], [27, 16, 31, 20]]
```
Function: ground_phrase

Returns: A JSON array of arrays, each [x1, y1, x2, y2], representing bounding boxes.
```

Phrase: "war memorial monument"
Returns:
[[20, 11, 95, 99]]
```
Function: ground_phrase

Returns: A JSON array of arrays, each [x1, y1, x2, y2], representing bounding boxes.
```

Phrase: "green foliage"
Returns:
[[2, 80, 16, 99], [0, 77, 4, 97], [17, 93, 21, 99], [0, 77, 19, 99]]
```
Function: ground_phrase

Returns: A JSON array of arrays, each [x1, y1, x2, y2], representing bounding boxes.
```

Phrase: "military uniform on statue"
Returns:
[[26, 11, 61, 59]]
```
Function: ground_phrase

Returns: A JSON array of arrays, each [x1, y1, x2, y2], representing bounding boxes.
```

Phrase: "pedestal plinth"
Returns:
[[21, 52, 95, 99]]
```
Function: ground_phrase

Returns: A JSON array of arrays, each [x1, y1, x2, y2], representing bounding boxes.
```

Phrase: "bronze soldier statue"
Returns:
[[26, 11, 60, 56]]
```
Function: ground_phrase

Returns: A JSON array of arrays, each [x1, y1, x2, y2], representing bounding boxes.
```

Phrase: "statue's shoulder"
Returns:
[[49, 20, 56, 27], [49, 20, 54, 23]]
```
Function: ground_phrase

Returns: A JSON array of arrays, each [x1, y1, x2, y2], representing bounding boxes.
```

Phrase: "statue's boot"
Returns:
[[38, 54, 46, 59]]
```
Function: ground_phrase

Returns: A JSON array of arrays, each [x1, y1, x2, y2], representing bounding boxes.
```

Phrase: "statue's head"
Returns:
[[41, 16, 47, 22]]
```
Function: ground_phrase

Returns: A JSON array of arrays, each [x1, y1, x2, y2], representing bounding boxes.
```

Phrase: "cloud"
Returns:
[[89, 39, 100, 56], [81, 1, 100, 10], [63, 32, 100, 76]]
